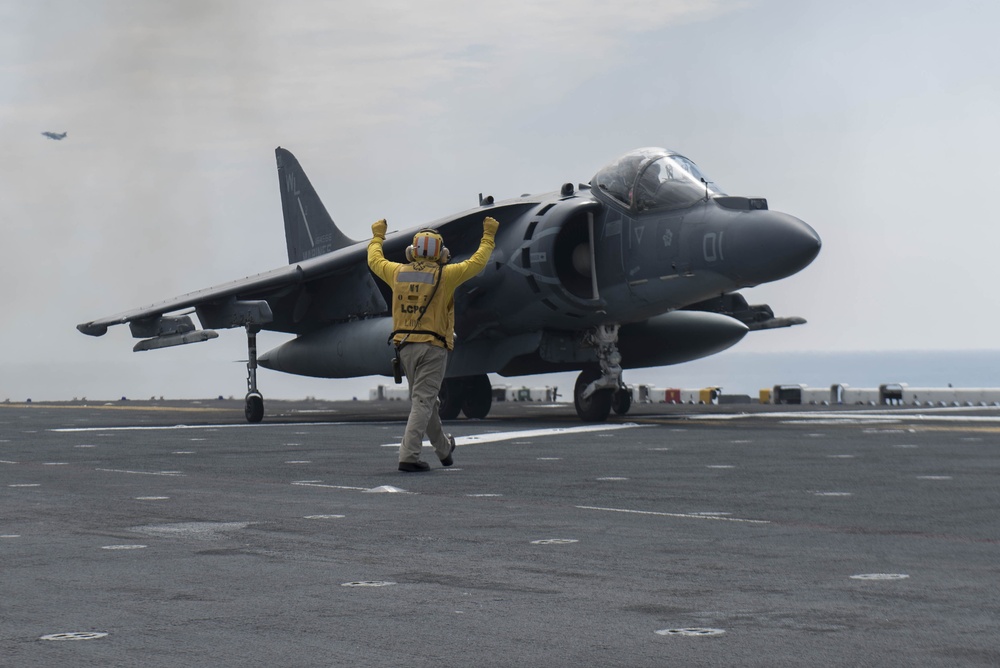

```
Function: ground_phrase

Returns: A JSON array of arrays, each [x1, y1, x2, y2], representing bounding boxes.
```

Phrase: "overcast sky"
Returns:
[[2, 0, 998, 401]]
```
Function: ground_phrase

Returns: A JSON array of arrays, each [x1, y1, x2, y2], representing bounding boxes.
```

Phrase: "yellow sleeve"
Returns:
[[442, 229, 495, 292], [367, 237, 401, 286]]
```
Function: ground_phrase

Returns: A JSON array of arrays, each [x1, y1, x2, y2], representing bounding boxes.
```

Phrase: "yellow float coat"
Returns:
[[368, 229, 495, 349]]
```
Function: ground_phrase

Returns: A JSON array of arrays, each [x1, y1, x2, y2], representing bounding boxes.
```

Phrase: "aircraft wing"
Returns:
[[75, 202, 526, 349], [76, 241, 385, 348], [77, 140, 542, 353]]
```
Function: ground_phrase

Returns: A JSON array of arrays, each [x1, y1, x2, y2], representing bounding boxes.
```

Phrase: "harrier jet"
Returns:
[[42, 131, 67, 140], [78, 147, 821, 422]]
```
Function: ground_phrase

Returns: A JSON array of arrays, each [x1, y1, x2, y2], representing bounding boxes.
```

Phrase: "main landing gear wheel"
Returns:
[[438, 375, 494, 420], [245, 392, 264, 423], [574, 366, 612, 422], [612, 388, 632, 415], [438, 378, 464, 420], [462, 374, 493, 419]]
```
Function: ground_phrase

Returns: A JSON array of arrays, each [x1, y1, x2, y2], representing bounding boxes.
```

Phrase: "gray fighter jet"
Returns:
[[78, 147, 821, 423], [42, 131, 67, 140]]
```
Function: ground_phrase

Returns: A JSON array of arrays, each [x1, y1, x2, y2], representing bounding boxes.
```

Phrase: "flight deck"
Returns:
[[2, 400, 998, 666]]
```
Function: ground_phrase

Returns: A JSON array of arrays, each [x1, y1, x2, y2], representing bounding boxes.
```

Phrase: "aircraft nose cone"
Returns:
[[725, 211, 821, 286]]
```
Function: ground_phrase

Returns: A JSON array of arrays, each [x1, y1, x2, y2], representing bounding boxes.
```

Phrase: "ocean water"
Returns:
[[3, 349, 998, 403], [495, 349, 1000, 401], [627, 349, 1000, 397]]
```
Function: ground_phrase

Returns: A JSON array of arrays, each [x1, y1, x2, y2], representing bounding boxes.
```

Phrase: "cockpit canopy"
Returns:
[[592, 147, 725, 212]]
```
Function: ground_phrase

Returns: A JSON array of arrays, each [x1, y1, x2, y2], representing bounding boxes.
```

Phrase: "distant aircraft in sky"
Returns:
[[78, 146, 821, 423], [41, 131, 67, 140]]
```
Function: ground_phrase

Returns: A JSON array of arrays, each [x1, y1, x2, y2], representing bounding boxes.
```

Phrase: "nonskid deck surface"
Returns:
[[3, 401, 998, 667]]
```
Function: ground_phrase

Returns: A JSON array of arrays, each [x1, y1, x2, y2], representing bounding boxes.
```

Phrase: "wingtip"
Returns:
[[77, 322, 108, 337]]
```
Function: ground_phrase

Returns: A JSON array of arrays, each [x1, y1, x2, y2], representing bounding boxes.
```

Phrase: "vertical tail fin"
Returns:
[[275, 147, 357, 263]]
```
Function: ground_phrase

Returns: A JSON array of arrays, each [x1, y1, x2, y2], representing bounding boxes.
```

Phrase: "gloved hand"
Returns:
[[483, 216, 499, 236], [371, 219, 387, 240]]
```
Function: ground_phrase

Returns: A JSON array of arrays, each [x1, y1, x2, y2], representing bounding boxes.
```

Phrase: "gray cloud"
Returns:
[[2, 0, 999, 401]]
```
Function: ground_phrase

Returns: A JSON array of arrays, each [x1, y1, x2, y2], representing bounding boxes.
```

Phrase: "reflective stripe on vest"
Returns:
[[392, 265, 444, 343], [397, 270, 436, 284]]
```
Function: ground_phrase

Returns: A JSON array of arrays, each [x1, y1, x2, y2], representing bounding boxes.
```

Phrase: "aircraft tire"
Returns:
[[438, 378, 464, 420], [462, 374, 493, 419], [612, 389, 632, 415], [574, 368, 611, 422], [245, 392, 264, 423]]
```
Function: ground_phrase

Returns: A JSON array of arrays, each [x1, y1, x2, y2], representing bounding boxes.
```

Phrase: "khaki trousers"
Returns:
[[398, 343, 451, 464]]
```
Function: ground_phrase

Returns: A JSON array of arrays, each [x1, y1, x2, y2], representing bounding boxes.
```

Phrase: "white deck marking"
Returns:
[[379, 423, 643, 448], [52, 422, 355, 433], [685, 408, 1000, 424], [292, 482, 411, 494], [97, 468, 185, 477], [40, 632, 108, 641], [292, 482, 368, 491], [101, 544, 147, 550], [578, 505, 770, 524], [531, 538, 578, 545], [656, 628, 725, 637], [341, 581, 395, 587]]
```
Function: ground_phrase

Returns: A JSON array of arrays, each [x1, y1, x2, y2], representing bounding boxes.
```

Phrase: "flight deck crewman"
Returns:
[[368, 217, 499, 472]]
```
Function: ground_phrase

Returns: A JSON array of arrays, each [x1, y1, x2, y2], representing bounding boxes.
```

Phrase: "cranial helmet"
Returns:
[[405, 229, 450, 264]]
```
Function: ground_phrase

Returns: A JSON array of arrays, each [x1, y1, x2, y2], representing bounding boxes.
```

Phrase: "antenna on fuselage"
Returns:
[[701, 177, 709, 201]]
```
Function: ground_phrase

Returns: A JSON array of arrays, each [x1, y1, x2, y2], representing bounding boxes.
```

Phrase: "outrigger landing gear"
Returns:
[[244, 325, 264, 423], [573, 324, 628, 422]]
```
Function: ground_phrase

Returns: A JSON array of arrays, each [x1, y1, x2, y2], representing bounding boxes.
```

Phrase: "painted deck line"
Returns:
[[52, 421, 360, 433], [577, 505, 770, 525], [96, 468, 186, 477], [684, 410, 1000, 423], [379, 423, 645, 448], [291, 482, 369, 492]]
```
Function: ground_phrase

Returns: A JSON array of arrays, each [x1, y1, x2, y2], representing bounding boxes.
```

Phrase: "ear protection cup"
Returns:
[[407, 229, 450, 264]]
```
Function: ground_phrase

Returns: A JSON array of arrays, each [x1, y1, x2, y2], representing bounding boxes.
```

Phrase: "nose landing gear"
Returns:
[[573, 324, 628, 422]]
